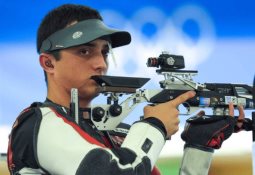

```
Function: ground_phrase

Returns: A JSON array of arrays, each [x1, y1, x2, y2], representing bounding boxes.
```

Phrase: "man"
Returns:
[[7, 4, 245, 175]]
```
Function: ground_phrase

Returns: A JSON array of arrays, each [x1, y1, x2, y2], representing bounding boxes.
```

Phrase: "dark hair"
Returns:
[[37, 4, 103, 85], [37, 4, 103, 54]]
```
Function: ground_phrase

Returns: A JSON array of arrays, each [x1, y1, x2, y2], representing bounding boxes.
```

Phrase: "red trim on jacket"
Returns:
[[50, 107, 106, 148], [7, 138, 15, 172]]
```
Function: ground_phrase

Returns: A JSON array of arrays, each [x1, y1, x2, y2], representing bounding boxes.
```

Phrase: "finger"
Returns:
[[228, 102, 234, 117], [237, 105, 245, 120], [196, 110, 205, 117], [171, 91, 196, 107], [236, 105, 245, 129]]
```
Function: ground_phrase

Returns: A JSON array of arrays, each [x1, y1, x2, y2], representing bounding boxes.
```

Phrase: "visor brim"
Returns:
[[40, 19, 131, 53]]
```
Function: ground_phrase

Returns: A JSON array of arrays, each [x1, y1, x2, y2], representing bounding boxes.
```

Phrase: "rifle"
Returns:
[[70, 52, 254, 131]]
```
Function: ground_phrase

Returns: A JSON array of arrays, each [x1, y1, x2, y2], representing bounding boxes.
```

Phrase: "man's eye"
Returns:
[[79, 49, 90, 55], [102, 50, 109, 58]]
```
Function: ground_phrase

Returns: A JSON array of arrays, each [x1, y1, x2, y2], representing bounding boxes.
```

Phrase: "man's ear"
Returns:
[[39, 53, 55, 73]]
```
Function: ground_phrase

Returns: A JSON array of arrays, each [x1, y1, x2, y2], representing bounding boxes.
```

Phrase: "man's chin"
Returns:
[[79, 89, 100, 100], [93, 92, 100, 98], [91, 88, 100, 98]]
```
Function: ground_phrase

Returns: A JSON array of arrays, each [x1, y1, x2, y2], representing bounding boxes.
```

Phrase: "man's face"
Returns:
[[53, 39, 109, 100]]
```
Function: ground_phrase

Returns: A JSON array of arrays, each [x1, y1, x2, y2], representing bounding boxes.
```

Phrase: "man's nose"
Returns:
[[93, 54, 108, 73]]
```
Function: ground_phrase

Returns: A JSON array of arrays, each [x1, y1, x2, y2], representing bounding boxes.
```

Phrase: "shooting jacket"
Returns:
[[7, 100, 212, 175]]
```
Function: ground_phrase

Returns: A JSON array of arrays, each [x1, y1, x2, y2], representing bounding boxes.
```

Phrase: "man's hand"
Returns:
[[181, 103, 245, 152], [143, 91, 196, 138]]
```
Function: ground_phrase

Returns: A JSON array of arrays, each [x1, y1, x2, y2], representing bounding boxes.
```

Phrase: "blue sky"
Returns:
[[1, 0, 255, 41]]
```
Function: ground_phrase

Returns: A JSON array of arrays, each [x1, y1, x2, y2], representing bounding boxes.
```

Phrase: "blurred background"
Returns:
[[0, 0, 254, 174]]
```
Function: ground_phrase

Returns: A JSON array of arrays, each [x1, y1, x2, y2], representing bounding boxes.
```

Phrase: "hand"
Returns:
[[143, 91, 196, 138], [181, 103, 245, 152], [232, 105, 249, 132]]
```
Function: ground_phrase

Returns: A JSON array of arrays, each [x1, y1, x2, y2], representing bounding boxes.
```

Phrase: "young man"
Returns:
[[7, 4, 245, 175]]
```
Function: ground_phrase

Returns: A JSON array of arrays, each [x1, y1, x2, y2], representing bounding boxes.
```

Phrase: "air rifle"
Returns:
[[71, 52, 254, 131]]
